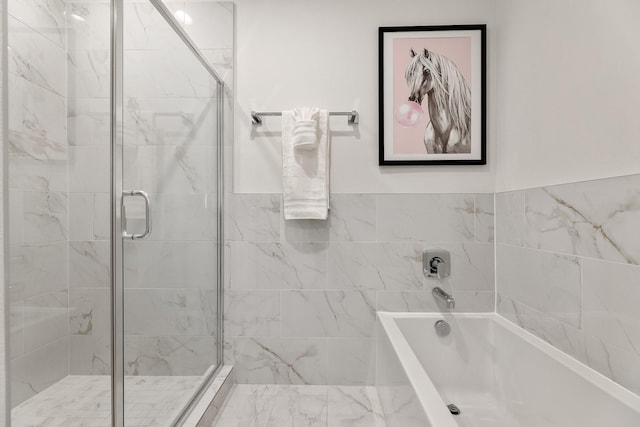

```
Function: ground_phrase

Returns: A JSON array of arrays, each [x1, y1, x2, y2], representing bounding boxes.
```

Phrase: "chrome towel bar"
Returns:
[[250, 110, 359, 125]]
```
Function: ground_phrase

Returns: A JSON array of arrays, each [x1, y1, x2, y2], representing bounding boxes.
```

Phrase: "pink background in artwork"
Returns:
[[392, 37, 472, 155]]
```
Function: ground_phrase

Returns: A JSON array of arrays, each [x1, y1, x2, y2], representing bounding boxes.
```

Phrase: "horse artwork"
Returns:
[[405, 48, 471, 154], [378, 25, 485, 165]]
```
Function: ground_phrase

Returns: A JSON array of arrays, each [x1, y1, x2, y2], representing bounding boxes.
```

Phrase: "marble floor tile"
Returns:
[[12, 374, 204, 427], [212, 384, 386, 427]]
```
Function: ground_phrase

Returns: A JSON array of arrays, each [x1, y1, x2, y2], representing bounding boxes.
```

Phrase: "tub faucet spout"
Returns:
[[432, 287, 455, 309]]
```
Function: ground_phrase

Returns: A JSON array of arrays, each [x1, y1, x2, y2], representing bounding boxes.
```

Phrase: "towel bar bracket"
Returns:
[[250, 110, 359, 126]]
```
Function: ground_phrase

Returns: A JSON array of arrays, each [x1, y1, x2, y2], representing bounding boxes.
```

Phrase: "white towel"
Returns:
[[292, 107, 319, 150], [282, 109, 330, 220]]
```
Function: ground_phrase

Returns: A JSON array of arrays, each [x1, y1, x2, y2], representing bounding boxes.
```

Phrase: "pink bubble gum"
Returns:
[[395, 101, 424, 127]]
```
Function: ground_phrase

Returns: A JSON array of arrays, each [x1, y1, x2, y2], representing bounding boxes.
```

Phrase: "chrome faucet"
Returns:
[[423, 250, 451, 279], [432, 287, 456, 309]]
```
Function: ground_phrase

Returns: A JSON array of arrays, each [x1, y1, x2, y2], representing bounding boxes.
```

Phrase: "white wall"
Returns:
[[495, 0, 640, 192], [233, 0, 499, 194]]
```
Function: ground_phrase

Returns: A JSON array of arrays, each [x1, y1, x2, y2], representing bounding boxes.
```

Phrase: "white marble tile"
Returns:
[[582, 258, 640, 357], [203, 48, 234, 90], [8, 129, 66, 164], [138, 144, 216, 194], [69, 335, 111, 375], [67, 48, 110, 98], [124, 335, 215, 376], [68, 193, 93, 241], [474, 194, 494, 243], [12, 375, 203, 426], [224, 193, 280, 241], [422, 242, 494, 292], [183, 1, 234, 50], [124, 288, 215, 336], [8, 155, 67, 192], [375, 291, 439, 313], [223, 335, 234, 366], [8, 0, 66, 47], [190, 289, 218, 339], [450, 291, 495, 312], [124, 96, 217, 147], [225, 290, 280, 337], [22, 290, 68, 354], [149, 193, 218, 241], [497, 294, 586, 363], [69, 288, 110, 337], [65, 2, 110, 51], [376, 290, 494, 313], [222, 88, 234, 146], [11, 337, 68, 407], [267, 386, 328, 427], [125, 240, 218, 289], [525, 175, 640, 264], [213, 384, 278, 427], [123, 49, 213, 99], [327, 243, 422, 290], [93, 192, 110, 240], [224, 146, 233, 194], [495, 191, 525, 246], [214, 385, 386, 427], [123, 1, 189, 51], [328, 386, 386, 427], [281, 291, 376, 338], [10, 300, 25, 360], [10, 242, 67, 301], [229, 241, 327, 290], [22, 191, 67, 243], [8, 16, 66, 96], [282, 218, 330, 243], [12, 77, 66, 145], [68, 146, 110, 193], [69, 241, 110, 288], [67, 97, 91, 146], [67, 97, 110, 147], [585, 334, 640, 396], [496, 245, 582, 327], [328, 339, 375, 386], [329, 194, 376, 242], [233, 337, 328, 384], [377, 194, 475, 242], [9, 190, 24, 247]]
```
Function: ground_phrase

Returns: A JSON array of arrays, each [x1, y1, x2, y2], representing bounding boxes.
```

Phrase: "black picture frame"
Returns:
[[378, 25, 486, 166]]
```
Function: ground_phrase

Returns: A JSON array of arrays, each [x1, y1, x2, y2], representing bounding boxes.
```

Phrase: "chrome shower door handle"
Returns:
[[122, 190, 152, 240]]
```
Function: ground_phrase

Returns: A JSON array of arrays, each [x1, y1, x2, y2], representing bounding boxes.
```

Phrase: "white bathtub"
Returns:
[[376, 312, 640, 427]]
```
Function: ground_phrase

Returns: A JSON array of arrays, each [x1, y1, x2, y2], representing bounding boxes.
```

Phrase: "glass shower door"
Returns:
[[114, 0, 224, 424]]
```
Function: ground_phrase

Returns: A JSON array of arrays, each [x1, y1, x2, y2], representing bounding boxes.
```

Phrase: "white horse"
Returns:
[[405, 48, 471, 154]]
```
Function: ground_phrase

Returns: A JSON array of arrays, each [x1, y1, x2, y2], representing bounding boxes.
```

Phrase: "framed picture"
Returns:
[[378, 25, 486, 165]]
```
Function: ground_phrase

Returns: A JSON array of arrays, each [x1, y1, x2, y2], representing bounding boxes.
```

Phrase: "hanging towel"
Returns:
[[282, 108, 330, 220], [292, 107, 319, 150]]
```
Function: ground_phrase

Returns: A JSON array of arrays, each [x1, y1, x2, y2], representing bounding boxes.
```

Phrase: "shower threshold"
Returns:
[[11, 375, 203, 427]]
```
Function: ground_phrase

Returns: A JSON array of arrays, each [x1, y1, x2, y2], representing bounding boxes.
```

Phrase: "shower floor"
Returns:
[[11, 375, 203, 427], [213, 384, 387, 426]]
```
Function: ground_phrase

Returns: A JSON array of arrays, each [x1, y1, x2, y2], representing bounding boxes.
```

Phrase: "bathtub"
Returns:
[[376, 312, 640, 427]]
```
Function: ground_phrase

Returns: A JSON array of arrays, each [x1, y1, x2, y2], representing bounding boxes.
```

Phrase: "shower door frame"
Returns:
[[110, 1, 226, 425]]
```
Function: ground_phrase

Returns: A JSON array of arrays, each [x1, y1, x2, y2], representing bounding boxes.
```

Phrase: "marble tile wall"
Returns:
[[225, 192, 495, 385], [63, 0, 111, 381], [7, 0, 70, 407], [496, 173, 640, 396]]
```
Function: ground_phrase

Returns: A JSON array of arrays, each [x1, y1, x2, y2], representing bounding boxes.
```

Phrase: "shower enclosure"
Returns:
[[6, 0, 230, 425]]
